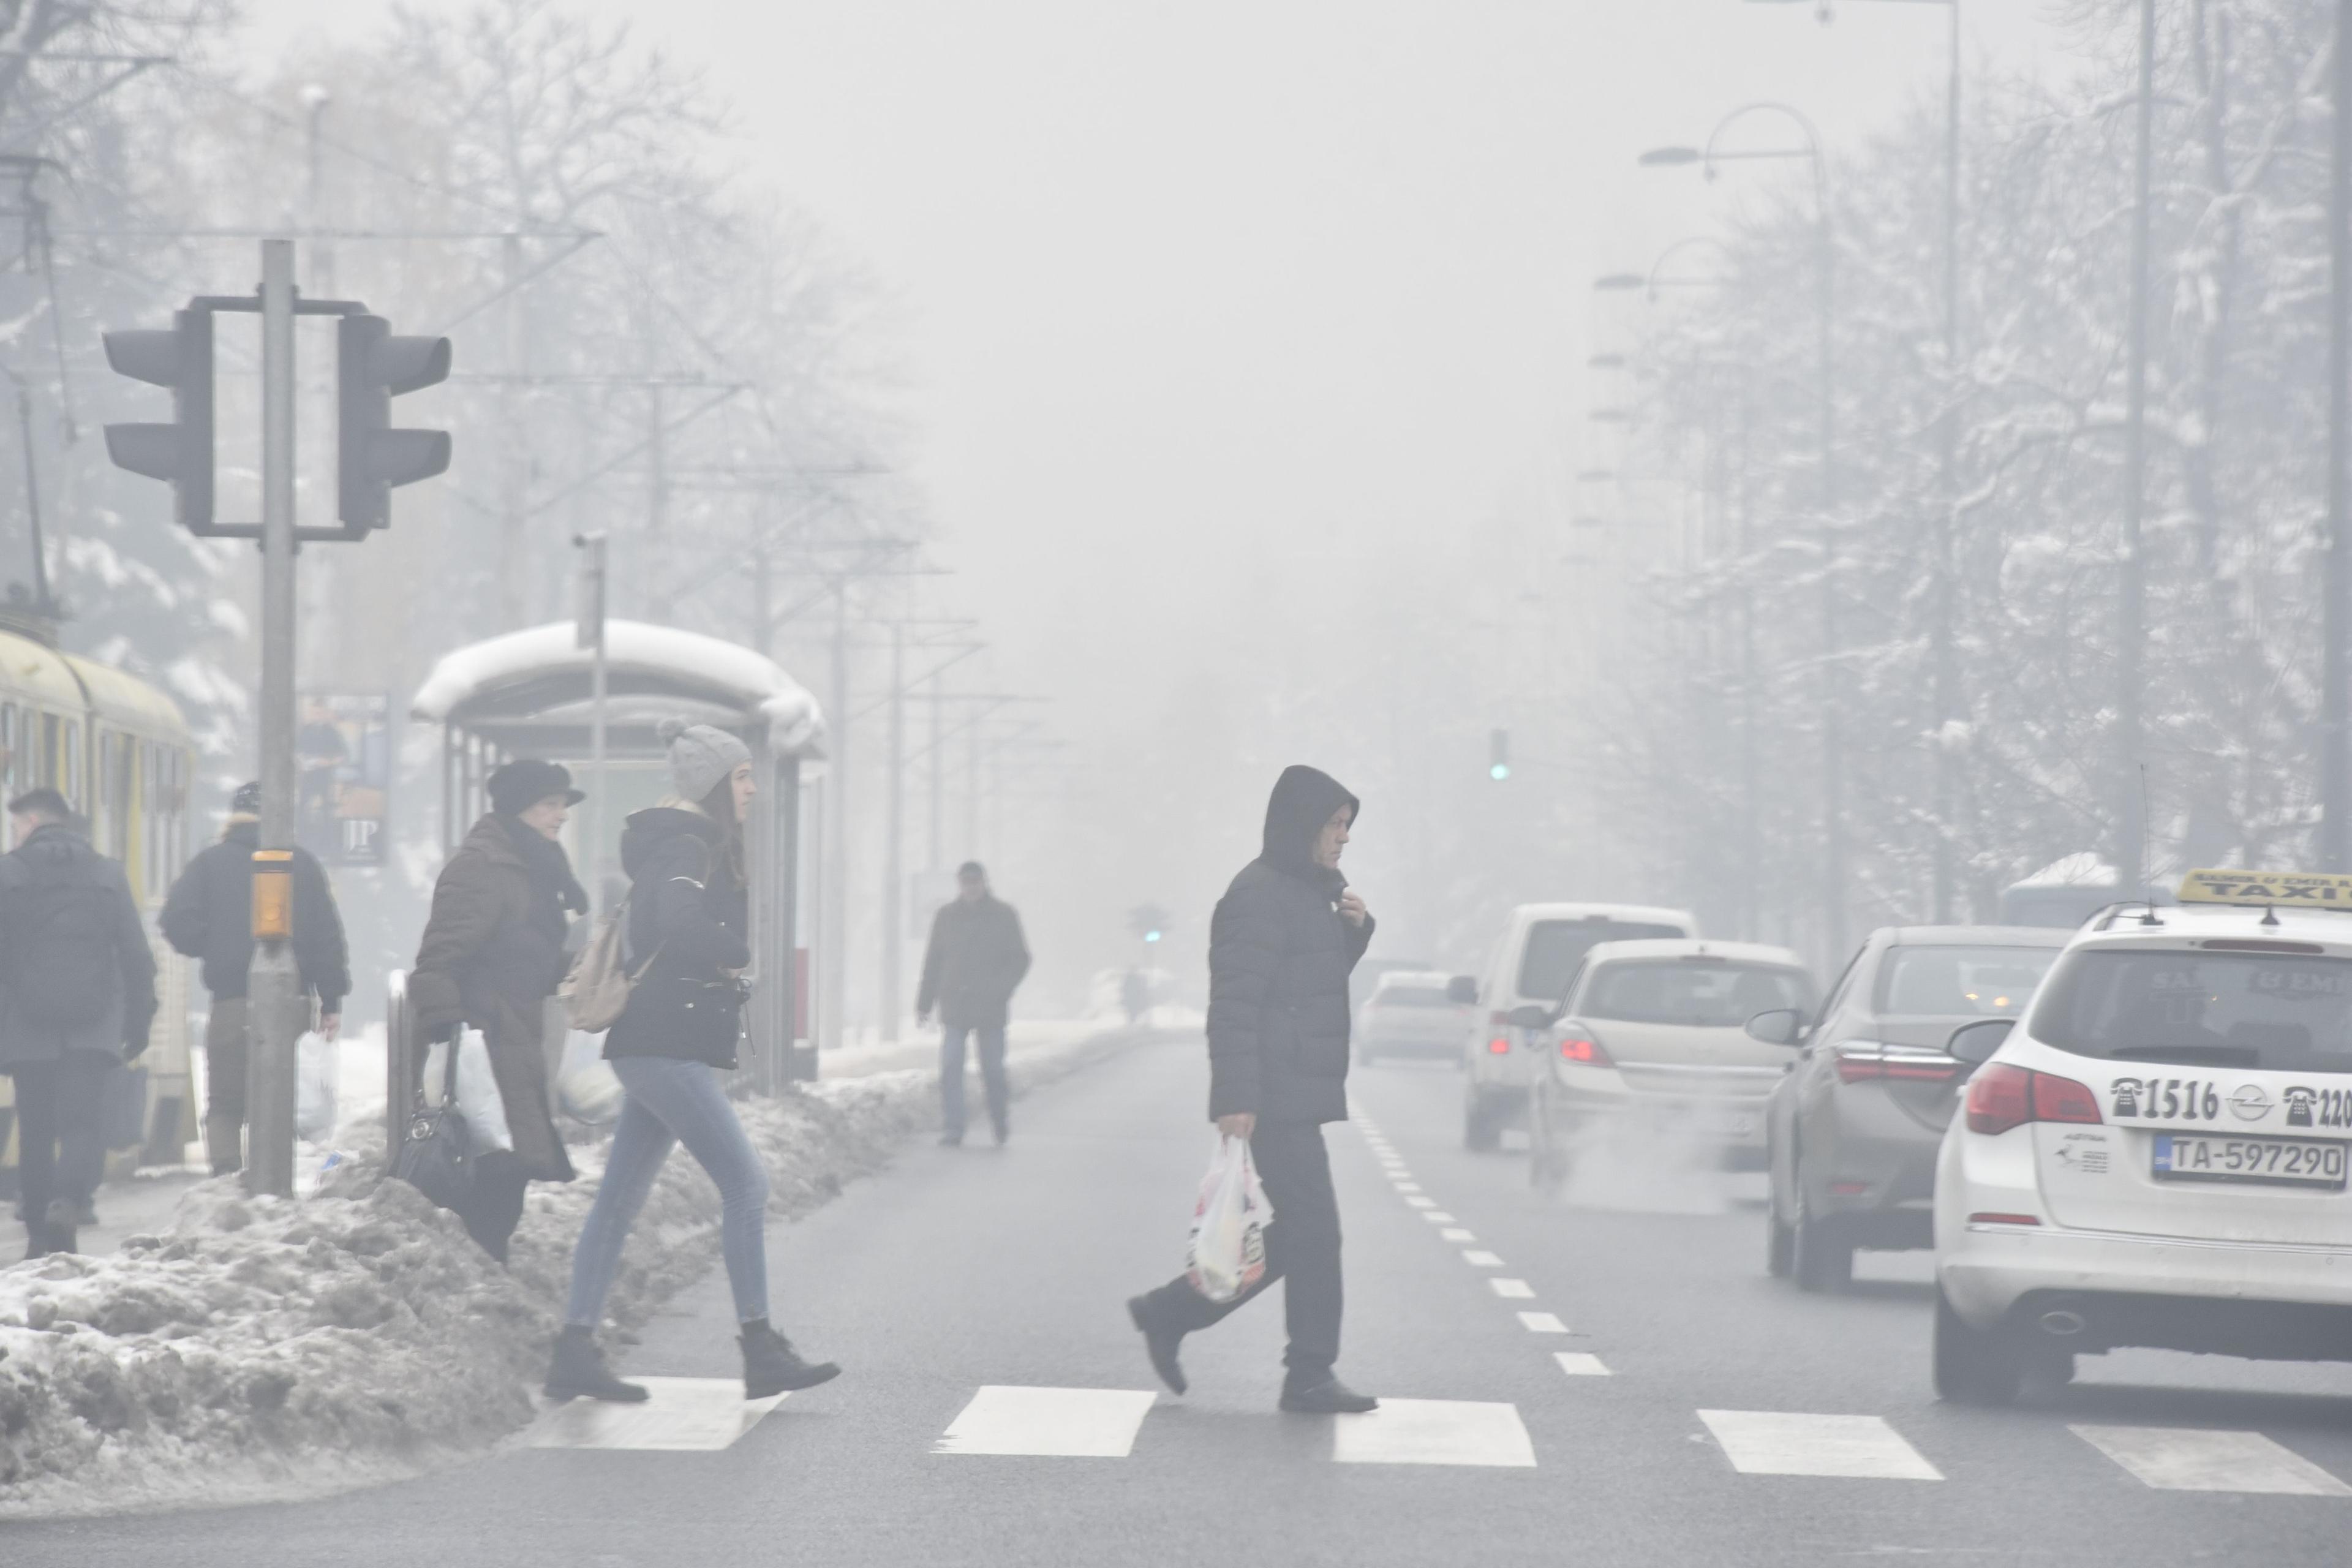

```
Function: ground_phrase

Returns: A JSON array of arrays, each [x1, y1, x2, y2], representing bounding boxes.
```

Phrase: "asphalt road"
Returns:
[[12, 1035, 2352, 1565]]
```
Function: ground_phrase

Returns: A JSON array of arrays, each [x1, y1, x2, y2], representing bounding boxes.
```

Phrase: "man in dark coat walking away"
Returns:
[[1126, 765, 1378, 1414], [916, 861, 1031, 1145], [161, 781, 350, 1175], [0, 788, 158, 1257]]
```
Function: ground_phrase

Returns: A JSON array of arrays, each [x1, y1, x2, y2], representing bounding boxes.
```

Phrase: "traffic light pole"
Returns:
[[247, 238, 303, 1200]]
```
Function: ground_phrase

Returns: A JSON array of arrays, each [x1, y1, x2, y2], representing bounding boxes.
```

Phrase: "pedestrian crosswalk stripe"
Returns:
[[1406, 1196, 1436, 1208], [1462, 1250, 1504, 1267], [1553, 1352, 1610, 1376], [1697, 1411, 1942, 1481], [935, 1387, 1158, 1458], [527, 1378, 786, 1453], [1490, 1278, 1535, 1298], [2070, 1425, 2352, 1495], [1517, 1311, 1569, 1333], [1440, 1227, 1476, 1242], [1331, 1398, 1538, 1469], [1422, 1211, 1457, 1223]]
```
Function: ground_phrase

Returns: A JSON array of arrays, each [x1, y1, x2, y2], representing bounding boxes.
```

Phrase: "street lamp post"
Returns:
[[1643, 102, 1845, 960]]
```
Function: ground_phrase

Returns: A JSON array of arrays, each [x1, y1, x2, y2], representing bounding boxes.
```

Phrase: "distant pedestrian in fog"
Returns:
[[548, 719, 839, 1405], [409, 759, 586, 1262], [0, 788, 157, 1257], [1126, 765, 1379, 1414], [916, 861, 1031, 1146], [162, 780, 350, 1176]]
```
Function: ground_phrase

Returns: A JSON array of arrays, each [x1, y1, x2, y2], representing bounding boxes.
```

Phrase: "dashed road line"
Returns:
[[1420, 1211, 1456, 1223], [1553, 1352, 1610, 1376], [1517, 1311, 1570, 1333], [1490, 1278, 1535, 1299], [1462, 1250, 1504, 1267], [1439, 1227, 1476, 1242], [2071, 1425, 2352, 1496], [1406, 1197, 1436, 1209]]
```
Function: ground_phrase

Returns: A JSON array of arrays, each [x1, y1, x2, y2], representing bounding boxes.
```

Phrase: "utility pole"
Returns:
[[646, 382, 669, 620], [246, 239, 301, 1200], [2324, 0, 2352, 869], [881, 621, 905, 1044], [929, 674, 944, 873], [2118, 0, 2155, 893], [499, 233, 527, 628], [575, 533, 609, 909], [826, 583, 850, 1049], [1931, 0, 1964, 918]]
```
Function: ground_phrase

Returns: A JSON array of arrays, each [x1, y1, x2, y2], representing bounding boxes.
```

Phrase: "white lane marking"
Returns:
[[1421, 1211, 1457, 1223], [1697, 1411, 1942, 1481], [1554, 1352, 1611, 1376], [934, 1387, 1158, 1458], [2071, 1425, 2352, 1495], [528, 1378, 785, 1452], [1405, 1197, 1436, 1209], [1331, 1398, 1537, 1468], [1489, 1278, 1536, 1299], [1439, 1227, 1476, 1242], [1393, 1183, 1423, 1194], [1462, 1250, 1504, 1267], [1518, 1311, 1569, 1333]]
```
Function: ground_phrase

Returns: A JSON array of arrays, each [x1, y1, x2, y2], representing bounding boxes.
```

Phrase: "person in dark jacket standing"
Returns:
[[409, 758, 586, 1262], [547, 718, 840, 1406], [916, 861, 1031, 1145], [0, 788, 158, 1257], [1126, 765, 1378, 1414], [160, 780, 351, 1175]]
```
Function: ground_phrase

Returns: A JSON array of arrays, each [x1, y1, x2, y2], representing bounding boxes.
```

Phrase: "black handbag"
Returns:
[[393, 1035, 473, 1212], [633, 974, 749, 1064]]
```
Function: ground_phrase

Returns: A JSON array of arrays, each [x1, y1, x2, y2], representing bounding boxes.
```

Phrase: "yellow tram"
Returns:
[[0, 618, 197, 1191]]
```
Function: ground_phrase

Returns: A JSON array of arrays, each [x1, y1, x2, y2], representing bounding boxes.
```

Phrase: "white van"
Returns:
[[1452, 902, 1700, 1150]]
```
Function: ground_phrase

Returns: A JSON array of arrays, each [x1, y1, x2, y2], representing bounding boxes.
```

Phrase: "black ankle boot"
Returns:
[[739, 1319, 840, 1398], [40, 1200, 77, 1256], [544, 1325, 649, 1403]]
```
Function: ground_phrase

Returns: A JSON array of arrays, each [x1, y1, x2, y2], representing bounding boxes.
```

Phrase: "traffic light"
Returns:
[[337, 313, 451, 529], [102, 309, 215, 533], [1129, 903, 1170, 945], [1490, 728, 1511, 782]]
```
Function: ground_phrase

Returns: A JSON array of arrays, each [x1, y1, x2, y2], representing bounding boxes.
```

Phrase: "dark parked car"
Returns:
[[1756, 925, 2068, 1291]]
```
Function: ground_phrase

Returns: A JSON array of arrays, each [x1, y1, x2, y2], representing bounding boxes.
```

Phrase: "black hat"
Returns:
[[231, 780, 262, 815], [957, 861, 986, 881], [488, 759, 584, 817]]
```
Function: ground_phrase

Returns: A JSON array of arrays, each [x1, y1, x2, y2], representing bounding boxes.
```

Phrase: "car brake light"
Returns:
[[1556, 1025, 1611, 1066], [1487, 1038, 1511, 1054], [1965, 1063, 2102, 1136]]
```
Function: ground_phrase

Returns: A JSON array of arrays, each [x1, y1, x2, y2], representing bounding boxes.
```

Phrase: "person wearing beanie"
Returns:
[[160, 780, 350, 1176], [548, 716, 838, 1406], [409, 758, 589, 1261]]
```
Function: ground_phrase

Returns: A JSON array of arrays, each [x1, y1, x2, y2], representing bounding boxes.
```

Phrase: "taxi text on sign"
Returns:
[[2177, 868, 2352, 907]]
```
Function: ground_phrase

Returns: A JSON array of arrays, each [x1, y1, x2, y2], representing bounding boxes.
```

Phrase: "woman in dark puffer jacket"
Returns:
[[545, 718, 841, 1404]]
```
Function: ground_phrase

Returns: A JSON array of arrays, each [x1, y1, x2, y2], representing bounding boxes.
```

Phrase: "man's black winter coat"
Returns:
[[917, 894, 1031, 1030], [1205, 766, 1375, 1126], [160, 820, 350, 1009]]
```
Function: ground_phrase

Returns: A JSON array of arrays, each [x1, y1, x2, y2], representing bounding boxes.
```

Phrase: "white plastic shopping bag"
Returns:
[[1185, 1133, 1273, 1303], [421, 1026, 514, 1154], [295, 1030, 338, 1142], [555, 1028, 624, 1126]]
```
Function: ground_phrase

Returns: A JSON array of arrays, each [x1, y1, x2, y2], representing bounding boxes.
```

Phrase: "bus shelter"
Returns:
[[407, 620, 824, 1099]]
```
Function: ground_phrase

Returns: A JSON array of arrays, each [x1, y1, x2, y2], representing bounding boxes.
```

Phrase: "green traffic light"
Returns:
[[1490, 763, 1510, 781]]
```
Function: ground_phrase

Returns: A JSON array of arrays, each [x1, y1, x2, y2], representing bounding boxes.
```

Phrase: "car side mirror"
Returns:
[[1446, 975, 1479, 1005], [1947, 1017, 2016, 1066], [1744, 1008, 1806, 1046], [1505, 1003, 1553, 1031]]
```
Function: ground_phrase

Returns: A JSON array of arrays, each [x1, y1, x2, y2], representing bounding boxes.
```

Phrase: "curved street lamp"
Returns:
[[1643, 99, 1847, 960]]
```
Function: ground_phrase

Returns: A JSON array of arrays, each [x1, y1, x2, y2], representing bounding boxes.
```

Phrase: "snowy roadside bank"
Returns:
[[0, 1023, 1159, 1520]]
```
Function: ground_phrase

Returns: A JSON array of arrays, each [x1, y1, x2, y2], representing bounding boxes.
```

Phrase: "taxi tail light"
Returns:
[[1965, 1063, 2102, 1136], [1557, 1025, 1612, 1066]]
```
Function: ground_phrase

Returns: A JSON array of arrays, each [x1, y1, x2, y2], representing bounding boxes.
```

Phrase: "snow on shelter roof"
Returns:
[[410, 620, 824, 758]]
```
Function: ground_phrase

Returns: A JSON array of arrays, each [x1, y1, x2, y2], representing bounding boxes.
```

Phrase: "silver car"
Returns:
[[1757, 925, 2068, 1291], [1356, 971, 1471, 1065]]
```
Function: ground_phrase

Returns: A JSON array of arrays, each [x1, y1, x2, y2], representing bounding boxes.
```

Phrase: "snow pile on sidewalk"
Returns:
[[0, 1026, 1135, 1518]]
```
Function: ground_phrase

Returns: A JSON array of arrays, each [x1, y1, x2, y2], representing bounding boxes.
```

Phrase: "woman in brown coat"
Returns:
[[410, 758, 586, 1259]]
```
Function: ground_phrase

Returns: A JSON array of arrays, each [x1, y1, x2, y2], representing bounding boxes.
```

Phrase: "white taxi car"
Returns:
[[1933, 869, 2352, 1404]]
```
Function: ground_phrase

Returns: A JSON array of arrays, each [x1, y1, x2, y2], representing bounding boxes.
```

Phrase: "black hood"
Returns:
[[1259, 765, 1359, 882], [618, 804, 722, 880]]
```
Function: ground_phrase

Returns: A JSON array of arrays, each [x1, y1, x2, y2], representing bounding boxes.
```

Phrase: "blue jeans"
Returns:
[[564, 1055, 771, 1328], [940, 1022, 1008, 1139]]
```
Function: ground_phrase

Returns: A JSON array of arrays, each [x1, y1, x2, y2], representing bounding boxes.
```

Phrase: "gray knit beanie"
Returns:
[[658, 717, 752, 802]]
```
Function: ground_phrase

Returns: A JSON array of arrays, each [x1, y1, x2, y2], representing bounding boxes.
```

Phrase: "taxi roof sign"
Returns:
[[2177, 869, 2352, 908]]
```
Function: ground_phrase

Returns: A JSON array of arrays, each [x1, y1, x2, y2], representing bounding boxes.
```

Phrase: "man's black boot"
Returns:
[[741, 1319, 840, 1398], [544, 1325, 649, 1403], [40, 1200, 77, 1257], [1127, 1295, 1187, 1395], [1280, 1374, 1378, 1415]]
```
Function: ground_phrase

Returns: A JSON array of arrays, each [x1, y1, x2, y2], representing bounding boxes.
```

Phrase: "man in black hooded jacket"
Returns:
[[1126, 764, 1379, 1414]]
